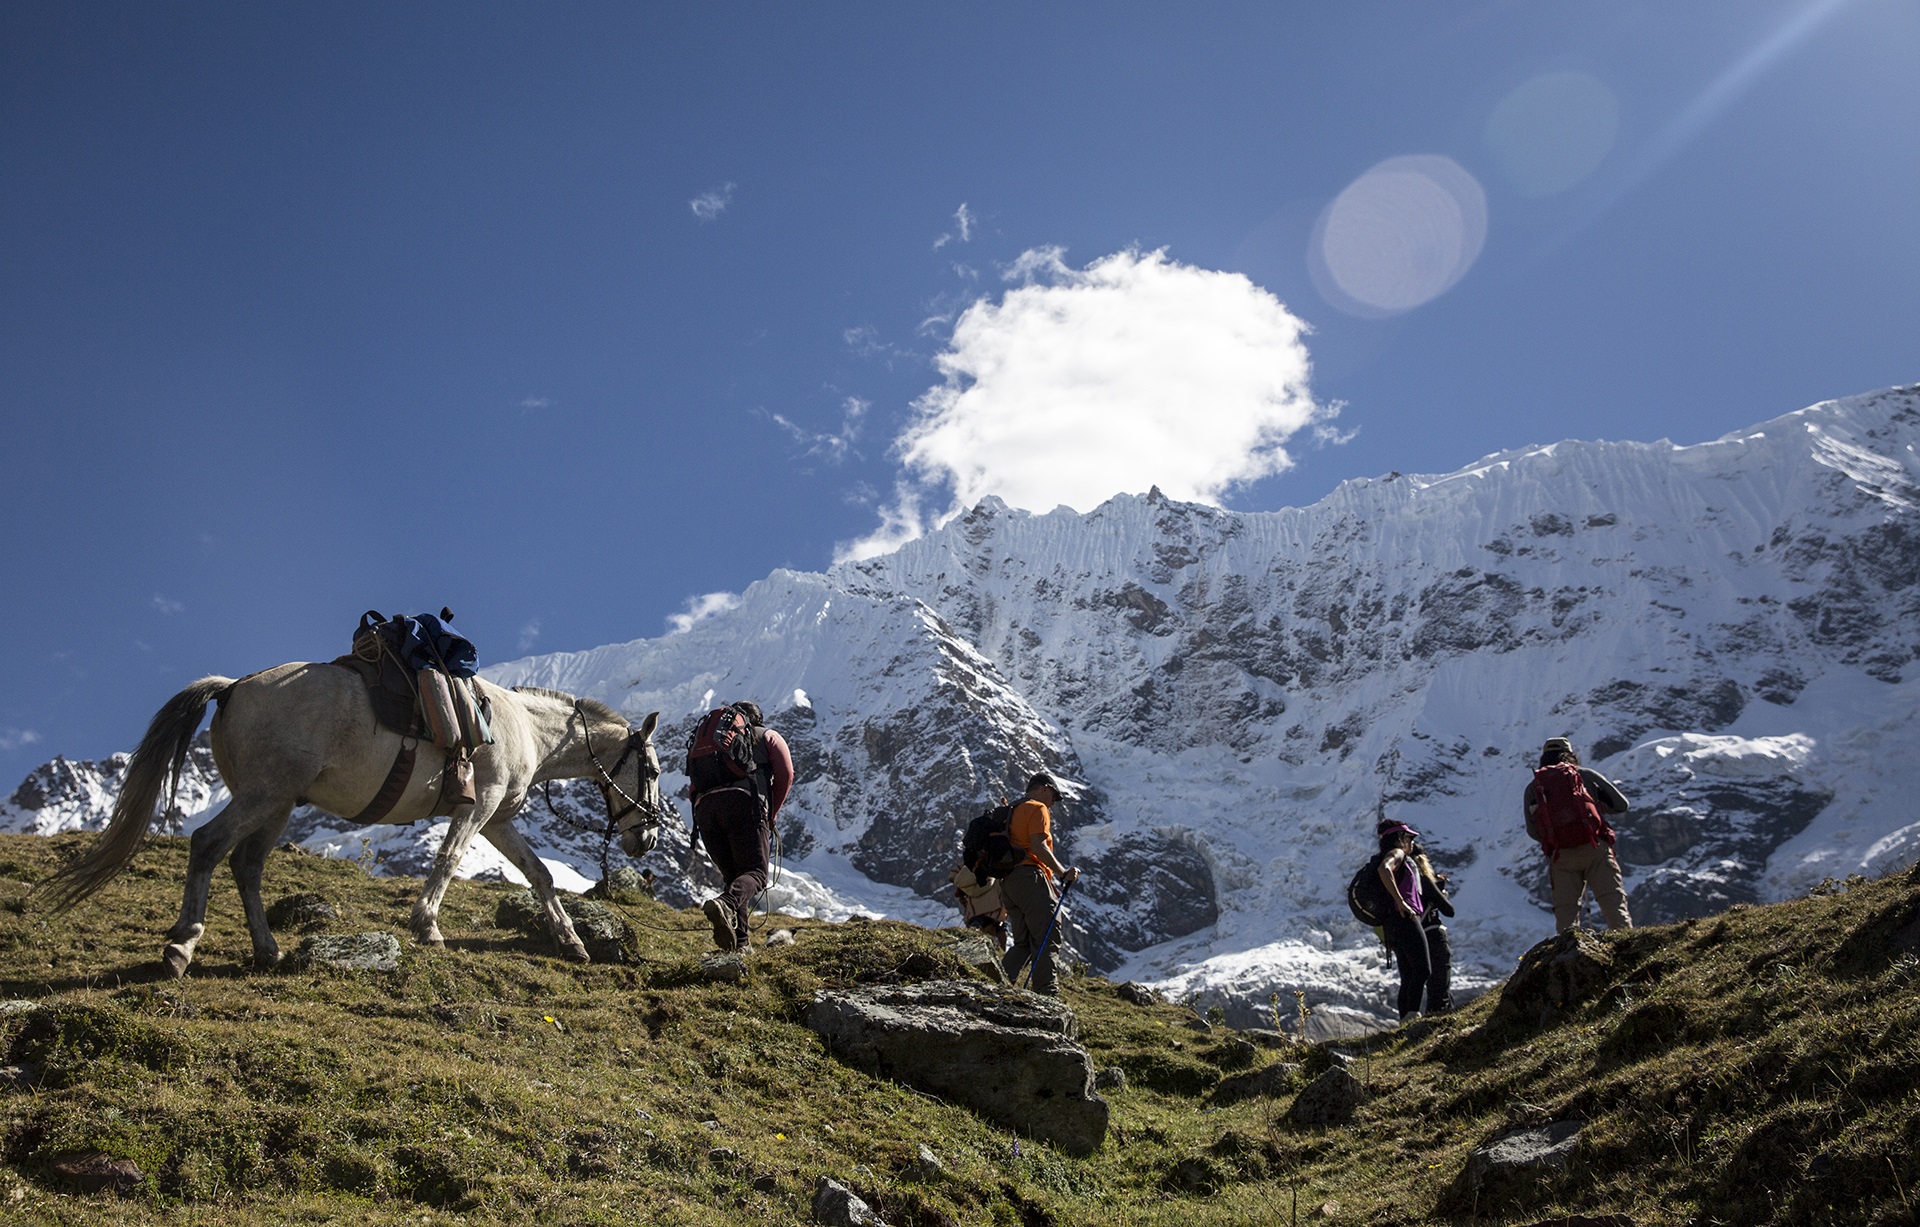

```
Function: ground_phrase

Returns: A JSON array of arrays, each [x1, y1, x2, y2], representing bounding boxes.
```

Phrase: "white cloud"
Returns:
[[667, 591, 742, 635], [835, 248, 1323, 562], [519, 396, 552, 412], [770, 397, 869, 465], [933, 202, 976, 250], [690, 182, 736, 222], [518, 618, 542, 653], [0, 728, 41, 753], [153, 594, 184, 615]]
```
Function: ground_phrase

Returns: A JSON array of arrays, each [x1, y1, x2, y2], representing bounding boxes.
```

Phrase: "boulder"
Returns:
[[1214, 1061, 1303, 1104], [291, 932, 401, 973], [1449, 1120, 1587, 1210], [1117, 981, 1161, 1007], [49, 1151, 143, 1194], [495, 890, 633, 963], [951, 934, 1007, 982], [804, 980, 1109, 1156], [697, 953, 750, 983], [1499, 931, 1614, 1025], [812, 1176, 890, 1226], [1289, 1065, 1366, 1127], [265, 892, 339, 933]]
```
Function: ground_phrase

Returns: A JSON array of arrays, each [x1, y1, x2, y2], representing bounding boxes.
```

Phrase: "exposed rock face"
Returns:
[[803, 980, 1109, 1156]]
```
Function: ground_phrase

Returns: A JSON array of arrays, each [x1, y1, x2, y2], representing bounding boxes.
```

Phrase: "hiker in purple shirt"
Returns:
[[1376, 820, 1435, 1023]]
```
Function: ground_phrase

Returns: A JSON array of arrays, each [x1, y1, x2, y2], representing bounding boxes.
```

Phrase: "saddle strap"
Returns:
[[351, 740, 417, 823]]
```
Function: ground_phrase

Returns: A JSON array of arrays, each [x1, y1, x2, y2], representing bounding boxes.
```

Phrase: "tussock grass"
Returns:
[[0, 833, 1915, 1224]]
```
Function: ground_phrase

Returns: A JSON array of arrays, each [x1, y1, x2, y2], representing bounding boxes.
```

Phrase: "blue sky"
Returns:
[[3, 1, 1916, 778]]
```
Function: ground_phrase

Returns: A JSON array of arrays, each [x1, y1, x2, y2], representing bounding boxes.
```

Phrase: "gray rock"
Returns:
[[596, 866, 651, 904], [811, 1176, 891, 1226], [1117, 981, 1161, 1007], [902, 1143, 946, 1182], [0, 1000, 39, 1016], [805, 979, 1109, 1156], [1239, 1026, 1290, 1048], [950, 934, 1007, 982], [697, 953, 750, 983], [291, 932, 402, 973], [50, 1151, 144, 1194], [265, 892, 339, 933], [495, 890, 633, 963], [1499, 931, 1613, 1025], [765, 928, 797, 948], [1456, 1120, 1587, 1209], [1289, 1065, 1366, 1126], [1214, 1061, 1303, 1103], [1516, 1216, 1632, 1227], [1093, 1066, 1128, 1092]]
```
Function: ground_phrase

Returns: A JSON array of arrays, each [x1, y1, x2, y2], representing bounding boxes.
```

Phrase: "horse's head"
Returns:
[[607, 711, 665, 856]]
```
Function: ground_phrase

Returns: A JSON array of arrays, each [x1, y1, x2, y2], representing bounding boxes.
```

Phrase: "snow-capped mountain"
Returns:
[[8, 384, 1918, 1024]]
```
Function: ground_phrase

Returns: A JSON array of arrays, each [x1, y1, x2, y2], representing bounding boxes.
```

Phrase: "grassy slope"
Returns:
[[0, 832, 1915, 1226]]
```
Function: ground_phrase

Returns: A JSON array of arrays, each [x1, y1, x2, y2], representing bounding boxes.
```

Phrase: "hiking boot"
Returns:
[[702, 897, 739, 952]]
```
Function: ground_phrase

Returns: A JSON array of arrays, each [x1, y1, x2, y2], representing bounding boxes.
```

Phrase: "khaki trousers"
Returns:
[[1550, 842, 1632, 932]]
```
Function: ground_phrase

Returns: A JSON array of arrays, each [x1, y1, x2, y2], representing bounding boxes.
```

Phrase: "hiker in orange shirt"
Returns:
[[999, 772, 1080, 996]]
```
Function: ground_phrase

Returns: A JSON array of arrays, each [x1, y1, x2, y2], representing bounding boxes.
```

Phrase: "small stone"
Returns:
[[708, 1147, 740, 1168], [698, 953, 750, 983], [291, 931, 402, 973], [1093, 1066, 1128, 1091], [50, 1152, 143, 1194], [903, 1143, 947, 1181], [765, 928, 796, 947], [1117, 981, 1161, 1007], [812, 1176, 891, 1226]]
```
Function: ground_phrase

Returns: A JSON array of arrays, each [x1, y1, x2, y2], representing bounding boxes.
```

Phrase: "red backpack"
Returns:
[[685, 705, 763, 798], [1531, 763, 1606, 852]]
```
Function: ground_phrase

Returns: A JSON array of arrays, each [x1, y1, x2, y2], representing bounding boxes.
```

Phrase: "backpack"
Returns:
[[685, 705, 763, 798], [961, 803, 1025, 883], [1346, 852, 1394, 927], [1531, 763, 1606, 852]]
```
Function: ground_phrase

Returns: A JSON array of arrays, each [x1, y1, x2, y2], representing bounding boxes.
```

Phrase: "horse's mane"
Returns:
[[510, 687, 626, 727]]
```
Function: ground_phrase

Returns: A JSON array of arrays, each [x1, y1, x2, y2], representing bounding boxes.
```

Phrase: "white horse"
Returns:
[[35, 662, 664, 976]]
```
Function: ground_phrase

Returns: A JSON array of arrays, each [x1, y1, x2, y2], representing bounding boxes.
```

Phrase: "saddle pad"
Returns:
[[327, 655, 421, 739]]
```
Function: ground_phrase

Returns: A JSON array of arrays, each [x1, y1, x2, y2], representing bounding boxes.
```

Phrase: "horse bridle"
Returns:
[[565, 702, 662, 837]]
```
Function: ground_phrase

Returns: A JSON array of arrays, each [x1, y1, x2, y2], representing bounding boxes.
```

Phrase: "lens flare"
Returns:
[[1484, 71, 1621, 198], [1309, 155, 1488, 317]]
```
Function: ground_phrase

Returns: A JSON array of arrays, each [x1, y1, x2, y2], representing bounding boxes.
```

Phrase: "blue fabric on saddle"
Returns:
[[376, 611, 479, 679]]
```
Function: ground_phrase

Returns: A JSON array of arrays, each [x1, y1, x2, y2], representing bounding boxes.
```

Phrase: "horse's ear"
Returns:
[[637, 711, 659, 739]]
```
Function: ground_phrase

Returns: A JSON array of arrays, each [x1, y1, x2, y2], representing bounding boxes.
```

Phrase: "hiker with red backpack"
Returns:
[[685, 701, 794, 953], [1524, 736, 1632, 934], [999, 772, 1080, 997]]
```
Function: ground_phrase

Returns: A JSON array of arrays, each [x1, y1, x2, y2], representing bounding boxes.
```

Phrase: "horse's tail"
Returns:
[[33, 675, 236, 913]]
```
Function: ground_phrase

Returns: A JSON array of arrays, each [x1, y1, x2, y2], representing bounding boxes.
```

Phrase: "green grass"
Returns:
[[0, 832, 1916, 1224]]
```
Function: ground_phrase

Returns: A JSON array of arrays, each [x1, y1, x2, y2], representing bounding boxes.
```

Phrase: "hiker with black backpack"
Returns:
[[1524, 736, 1632, 934], [1373, 820, 1439, 1023], [998, 772, 1080, 997], [685, 701, 794, 953]]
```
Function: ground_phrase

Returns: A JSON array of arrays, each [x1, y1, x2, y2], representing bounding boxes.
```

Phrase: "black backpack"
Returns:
[[685, 705, 763, 797], [1346, 852, 1394, 927], [961, 803, 1024, 883]]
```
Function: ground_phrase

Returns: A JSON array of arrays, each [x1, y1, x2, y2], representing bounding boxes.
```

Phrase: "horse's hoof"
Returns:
[[253, 951, 283, 971], [161, 946, 191, 978], [562, 944, 592, 963]]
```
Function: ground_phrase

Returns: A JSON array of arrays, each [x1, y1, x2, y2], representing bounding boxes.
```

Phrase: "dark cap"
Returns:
[[1026, 771, 1060, 796], [1542, 737, 1574, 755]]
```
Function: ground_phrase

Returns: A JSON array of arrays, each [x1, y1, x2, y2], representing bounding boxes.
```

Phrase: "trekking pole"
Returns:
[[1022, 877, 1076, 990]]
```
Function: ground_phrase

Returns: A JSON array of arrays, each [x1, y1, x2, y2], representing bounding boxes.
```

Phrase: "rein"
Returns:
[[538, 702, 660, 837]]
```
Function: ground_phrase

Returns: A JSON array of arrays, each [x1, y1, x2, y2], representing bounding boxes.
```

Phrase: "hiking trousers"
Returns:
[[999, 865, 1061, 995], [1550, 841, 1632, 933], [693, 789, 769, 949], [1383, 913, 1431, 1020], [1422, 918, 1454, 1014]]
